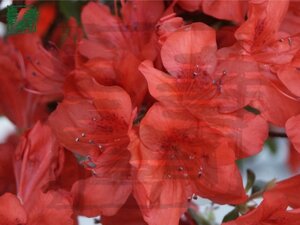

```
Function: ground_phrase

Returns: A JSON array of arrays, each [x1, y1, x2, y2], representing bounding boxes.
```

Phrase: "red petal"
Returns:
[[202, 0, 247, 24], [267, 175, 300, 209], [72, 176, 132, 217], [277, 51, 300, 97], [161, 23, 217, 77], [286, 115, 300, 153], [139, 60, 181, 106], [235, 0, 289, 52], [252, 81, 300, 126], [26, 190, 74, 225], [196, 139, 247, 204], [0, 136, 18, 195], [0, 193, 27, 225], [101, 195, 147, 225], [81, 2, 126, 48], [14, 121, 64, 203], [287, 143, 300, 172], [223, 193, 300, 225], [177, 0, 201, 12]]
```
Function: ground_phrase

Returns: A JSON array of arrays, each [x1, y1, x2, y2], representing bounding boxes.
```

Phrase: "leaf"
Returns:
[[222, 208, 239, 223], [265, 138, 277, 155], [58, 0, 88, 23], [245, 169, 256, 192]]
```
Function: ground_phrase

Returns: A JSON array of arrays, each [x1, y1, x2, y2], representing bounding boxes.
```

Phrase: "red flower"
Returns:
[[49, 72, 134, 158], [0, 193, 27, 225], [267, 174, 300, 209], [0, 135, 18, 195], [79, 1, 165, 107], [129, 103, 247, 225], [0, 38, 48, 129], [277, 50, 300, 97], [235, 0, 289, 53], [49, 73, 135, 216], [176, 0, 247, 24], [0, 121, 74, 225], [101, 195, 147, 225], [140, 22, 268, 158], [14, 121, 64, 203], [216, 42, 300, 126], [223, 193, 300, 225], [9, 33, 76, 99], [280, 1, 300, 36]]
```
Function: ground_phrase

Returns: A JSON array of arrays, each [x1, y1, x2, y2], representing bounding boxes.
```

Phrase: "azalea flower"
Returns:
[[216, 0, 300, 126], [79, 0, 165, 107], [0, 121, 74, 224], [0, 38, 48, 129], [9, 31, 78, 100], [129, 103, 247, 225], [139, 22, 268, 158], [49, 73, 135, 217]]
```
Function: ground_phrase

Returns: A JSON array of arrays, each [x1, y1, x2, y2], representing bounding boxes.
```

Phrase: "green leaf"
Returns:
[[222, 208, 239, 223], [265, 138, 277, 155], [245, 169, 256, 192], [58, 0, 87, 23]]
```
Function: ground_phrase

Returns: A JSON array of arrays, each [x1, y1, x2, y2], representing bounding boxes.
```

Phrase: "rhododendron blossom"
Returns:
[[0, 0, 300, 225]]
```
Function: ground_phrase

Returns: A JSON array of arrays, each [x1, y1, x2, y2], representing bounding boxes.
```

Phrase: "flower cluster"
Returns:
[[0, 0, 300, 225]]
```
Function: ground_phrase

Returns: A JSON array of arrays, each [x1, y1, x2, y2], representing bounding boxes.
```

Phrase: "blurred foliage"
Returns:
[[245, 169, 256, 192], [58, 0, 88, 23], [265, 138, 278, 155], [222, 208, 239, 223]]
